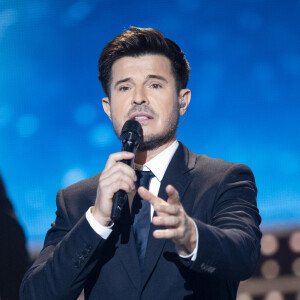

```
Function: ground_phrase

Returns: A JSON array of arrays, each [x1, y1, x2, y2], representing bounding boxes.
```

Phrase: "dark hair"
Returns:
[[98, 27, 190, 97]]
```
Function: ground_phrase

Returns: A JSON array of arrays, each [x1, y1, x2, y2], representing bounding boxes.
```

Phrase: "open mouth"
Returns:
[[130, 113, 153, 121], [134, 116, 150, 120]]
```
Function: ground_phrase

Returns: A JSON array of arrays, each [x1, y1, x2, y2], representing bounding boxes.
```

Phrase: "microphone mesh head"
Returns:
[[120, 120, 142, 141]]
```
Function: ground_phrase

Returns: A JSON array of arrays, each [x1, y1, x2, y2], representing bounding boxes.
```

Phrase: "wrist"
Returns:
[[176, 217, 197, 256], [91, 206, 112, 226]]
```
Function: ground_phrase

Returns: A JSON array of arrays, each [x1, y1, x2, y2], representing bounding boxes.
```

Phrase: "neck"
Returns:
[[134, 138, 176, 165]]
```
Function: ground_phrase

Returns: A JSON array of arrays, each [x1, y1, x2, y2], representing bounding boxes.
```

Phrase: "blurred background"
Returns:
[[0, 0, 299, 299]]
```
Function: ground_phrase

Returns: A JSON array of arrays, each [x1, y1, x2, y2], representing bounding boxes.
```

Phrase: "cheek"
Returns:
[[111, 101, 126, 118], [157, 101, 178, 119]]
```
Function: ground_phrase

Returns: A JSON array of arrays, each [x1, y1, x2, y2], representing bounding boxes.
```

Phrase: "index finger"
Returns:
[[166, 185, 180, 205], [138, 187, 165, 206]]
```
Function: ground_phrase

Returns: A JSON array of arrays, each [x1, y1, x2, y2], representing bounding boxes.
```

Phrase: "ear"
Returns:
[[178, 89, 191, 116], [102, 97, 111, 120]]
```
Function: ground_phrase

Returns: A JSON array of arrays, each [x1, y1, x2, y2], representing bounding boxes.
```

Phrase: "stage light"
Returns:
[[289, 231, 300, 253], [236, 292, 253, 300], [292, 257, 300, 277], [17, 114, 39, 137], [261, 259, 280, 280], [261, 234, 279, 256], [264, 290, 284, 300], [89, 124, 115, 148], [62, 168, 87, 188]]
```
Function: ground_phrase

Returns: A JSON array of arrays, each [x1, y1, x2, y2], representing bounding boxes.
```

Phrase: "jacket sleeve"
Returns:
[[187, 163, 261, 281], [20, 188, 105, 300]]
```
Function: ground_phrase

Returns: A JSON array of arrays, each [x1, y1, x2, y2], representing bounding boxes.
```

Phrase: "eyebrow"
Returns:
[[113, 74, 168, 90], [146, 74, 168, 83], [113, 77, 131, 89]]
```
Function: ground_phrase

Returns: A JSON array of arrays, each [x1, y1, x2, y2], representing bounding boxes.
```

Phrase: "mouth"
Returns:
[[130, 113, 153, 122]]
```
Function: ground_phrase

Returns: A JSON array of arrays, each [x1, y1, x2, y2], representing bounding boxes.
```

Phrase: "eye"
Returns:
[[119, 86, 130, 92], [150, 83, 162, 89]]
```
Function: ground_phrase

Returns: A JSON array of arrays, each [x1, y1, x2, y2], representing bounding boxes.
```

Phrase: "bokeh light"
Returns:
[[261, 234, 279, 256], [261, 260, 280, 280]]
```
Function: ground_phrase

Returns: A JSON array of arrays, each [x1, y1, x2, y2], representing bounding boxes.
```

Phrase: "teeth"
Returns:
[[135, 116, 149, 120]]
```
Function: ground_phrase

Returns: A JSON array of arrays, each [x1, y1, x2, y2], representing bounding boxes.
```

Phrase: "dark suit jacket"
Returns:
[[20, 143, 261, 300]]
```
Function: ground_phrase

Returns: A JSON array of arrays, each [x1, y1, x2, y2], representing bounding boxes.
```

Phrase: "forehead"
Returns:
[[111, 54, 174, 82]]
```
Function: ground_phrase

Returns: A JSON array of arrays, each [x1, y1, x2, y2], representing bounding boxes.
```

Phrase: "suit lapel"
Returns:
[[141, 142, 197, 289]]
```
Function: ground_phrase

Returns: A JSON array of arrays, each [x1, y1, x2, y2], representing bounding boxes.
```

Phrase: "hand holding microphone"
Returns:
[[111, 120, 142, 220], [92, 120, 142, 225]]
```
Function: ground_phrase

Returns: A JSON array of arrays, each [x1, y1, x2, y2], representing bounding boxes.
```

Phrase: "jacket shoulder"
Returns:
[[182, 143, 255, 183], [56, 173, 101, 216], [63, 172, 101, 194]]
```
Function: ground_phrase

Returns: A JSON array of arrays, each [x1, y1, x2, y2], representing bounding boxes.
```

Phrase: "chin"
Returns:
[[138, 133, 176, 152]]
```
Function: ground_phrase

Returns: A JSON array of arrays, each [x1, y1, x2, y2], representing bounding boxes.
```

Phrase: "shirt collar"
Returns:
[[135, 140, 179, 182]]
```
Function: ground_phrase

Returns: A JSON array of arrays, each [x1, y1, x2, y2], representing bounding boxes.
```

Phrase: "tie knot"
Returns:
[[135, 170, 154, 190]]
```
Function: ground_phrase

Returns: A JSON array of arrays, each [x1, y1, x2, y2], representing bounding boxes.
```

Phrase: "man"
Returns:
[[20, 27, 261, 300]]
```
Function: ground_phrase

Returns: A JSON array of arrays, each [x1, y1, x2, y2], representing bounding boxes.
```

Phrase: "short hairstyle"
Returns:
[[98, 27, 190, 97]]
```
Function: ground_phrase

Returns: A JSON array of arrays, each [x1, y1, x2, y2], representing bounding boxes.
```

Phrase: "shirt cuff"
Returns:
[[86, 207, 114, 239], [179, 219, 199, 261]]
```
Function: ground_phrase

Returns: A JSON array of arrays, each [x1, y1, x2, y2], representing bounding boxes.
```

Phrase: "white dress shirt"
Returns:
[[86, 140, 198, 260]]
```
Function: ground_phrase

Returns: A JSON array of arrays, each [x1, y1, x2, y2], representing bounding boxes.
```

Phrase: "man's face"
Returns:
[[102, 55, 186, 152]]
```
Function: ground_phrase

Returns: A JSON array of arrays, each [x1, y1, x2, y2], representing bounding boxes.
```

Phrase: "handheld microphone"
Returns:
[[110, 120, 142, 220]]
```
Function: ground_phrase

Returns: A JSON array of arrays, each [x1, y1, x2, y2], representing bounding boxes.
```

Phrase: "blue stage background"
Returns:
[[0, 0, 299, 250]]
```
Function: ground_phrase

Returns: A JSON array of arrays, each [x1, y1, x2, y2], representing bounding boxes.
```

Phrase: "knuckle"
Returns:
[[121, 180, 135, 192], [115, 162, 123, 171], [99, 178, 109, 189], [108, 153, 116, 161], [178, 227, 184, 238], [172, 203, 177, 210], [131, 168, 137, 177], [172, 216, 178, 226], [173, 205, 180, 215]]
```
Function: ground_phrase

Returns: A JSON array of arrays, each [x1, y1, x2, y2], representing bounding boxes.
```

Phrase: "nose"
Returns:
[[132, 86, 148, 105]]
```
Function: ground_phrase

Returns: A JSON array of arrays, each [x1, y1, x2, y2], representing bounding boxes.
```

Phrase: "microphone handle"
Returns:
[[111, 190, 128, 220], [110, 141, 138, 221]]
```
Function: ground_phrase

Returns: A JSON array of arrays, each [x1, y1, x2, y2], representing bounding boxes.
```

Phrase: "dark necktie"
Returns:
[[132, 170, 154, 268]]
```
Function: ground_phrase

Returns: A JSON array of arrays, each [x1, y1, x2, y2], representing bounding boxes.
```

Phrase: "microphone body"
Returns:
[[110, 120, 142, 220]]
